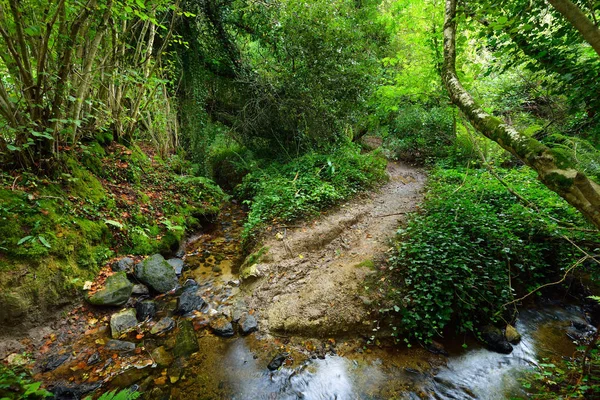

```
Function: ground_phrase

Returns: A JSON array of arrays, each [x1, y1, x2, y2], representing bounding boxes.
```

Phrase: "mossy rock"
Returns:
[[173, 320, 199, 358], [88, 272, 133, 306], [134, 254, 178, 293]]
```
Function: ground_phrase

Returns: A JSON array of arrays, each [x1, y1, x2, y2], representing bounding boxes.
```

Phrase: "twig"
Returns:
[[374, 212, 407, 218], [502, 256, 588, 308], [11, 175, 20, 191]]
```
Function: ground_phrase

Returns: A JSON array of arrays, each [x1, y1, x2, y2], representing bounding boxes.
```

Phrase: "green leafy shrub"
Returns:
[[383, 105, 454, 164], [389, 166, 597, 343], [0, 364, 52, 399], [207, 144, 255, 192], [237, 145, 387, 243]]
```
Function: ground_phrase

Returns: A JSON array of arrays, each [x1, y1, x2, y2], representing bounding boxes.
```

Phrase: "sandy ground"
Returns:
[[242, 161, 426, 337]]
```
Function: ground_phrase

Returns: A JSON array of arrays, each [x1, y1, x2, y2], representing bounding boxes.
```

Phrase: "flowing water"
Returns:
[[24, 203, 596, 400], [171, 306, 588, 400]]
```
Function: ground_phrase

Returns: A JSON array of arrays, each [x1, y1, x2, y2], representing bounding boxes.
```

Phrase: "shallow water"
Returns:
[[176, 306, 589, 400]]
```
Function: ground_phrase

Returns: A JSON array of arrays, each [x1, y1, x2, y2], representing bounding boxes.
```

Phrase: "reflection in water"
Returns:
[[210, 307, 588, 400]]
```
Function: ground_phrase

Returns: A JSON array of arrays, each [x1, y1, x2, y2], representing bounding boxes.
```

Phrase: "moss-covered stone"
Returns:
[[173, 320, 199, 358], [134, 254, 178, 293], [88, 272, 133, 306]]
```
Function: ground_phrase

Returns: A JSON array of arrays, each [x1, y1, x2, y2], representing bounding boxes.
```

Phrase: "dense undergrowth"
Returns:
[[387, 166, 598, 343], [0, 142, 224, 325], [234, 145, 387, 246]]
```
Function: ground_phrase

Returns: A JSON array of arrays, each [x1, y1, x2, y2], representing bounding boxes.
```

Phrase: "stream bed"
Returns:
[[5, 203, 594, 400]]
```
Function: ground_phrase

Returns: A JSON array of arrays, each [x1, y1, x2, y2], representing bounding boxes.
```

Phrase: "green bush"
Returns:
[[237, 145, 387, 242], [388, 166, 597, 343], [383, 105, 454, 164], [0, 364, 52, 399]]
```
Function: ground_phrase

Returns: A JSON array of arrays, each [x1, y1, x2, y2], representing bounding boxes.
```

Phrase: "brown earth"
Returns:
[[241, 161, 426, 337]]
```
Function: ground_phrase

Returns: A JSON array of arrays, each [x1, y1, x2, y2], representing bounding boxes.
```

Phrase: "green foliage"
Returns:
[[382, 105, 455, 164], [520, 351, 600, 399], [0, 364, 52, 399], [388, 166, 597, 343], [84, 389, 141, 400], [237, 145, 387, 242]]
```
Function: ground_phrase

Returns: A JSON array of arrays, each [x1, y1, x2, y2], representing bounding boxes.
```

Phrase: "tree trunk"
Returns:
[[547, 0, 600, 58], [442, 0, 600, 229]]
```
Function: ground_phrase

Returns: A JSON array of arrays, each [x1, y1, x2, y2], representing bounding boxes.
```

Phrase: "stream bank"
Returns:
[[0, 160, 598, 399]]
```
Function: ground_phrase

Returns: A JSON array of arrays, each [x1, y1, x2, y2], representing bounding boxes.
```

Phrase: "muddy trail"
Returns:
[[240, 161, 426, 337]]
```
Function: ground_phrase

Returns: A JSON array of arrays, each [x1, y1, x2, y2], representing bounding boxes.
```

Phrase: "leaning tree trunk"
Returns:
[[547, 0, 600, 58], [442, 0, 600, 229]]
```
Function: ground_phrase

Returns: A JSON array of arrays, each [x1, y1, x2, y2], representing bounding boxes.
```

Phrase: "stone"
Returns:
[[427, 340, 448, 356], [481, 325, 513, 354], [210, 316, 235, 337], [136, 300, 157, 321], [49, 382, 101, 400], [88, 272, 133, 306], [173, 320, 199, 358], [151, 317, 176, 335], [42, 353, 69, 371], [167, 258, 185, 276], [267, 353, 289, 371], [0, 339, 25, 360], [134, 254, 179, 293], [505, 324, 521, 344], [231, 300, 248, 323], [6, 353, 29, 367], [110, 367, 151, 388], [151, 346, 174, 368], [238, 313, 258, 335], [168, 358, 186, 384], [87, 352, 101, 366], [176, 286, 206, 315], [111, 257, 134, 272], [110, 308, 138, 338], [132, 284, 150, 296], [105, 340, 136, 353]]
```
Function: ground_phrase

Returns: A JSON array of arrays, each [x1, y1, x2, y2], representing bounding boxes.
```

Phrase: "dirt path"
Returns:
[[242, 161, 426, 337]]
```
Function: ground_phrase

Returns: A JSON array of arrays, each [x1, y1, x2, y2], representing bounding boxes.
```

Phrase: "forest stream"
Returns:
[[0, 162, 596, 400]]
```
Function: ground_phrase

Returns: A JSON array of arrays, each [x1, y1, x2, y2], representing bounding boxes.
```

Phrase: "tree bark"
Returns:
[[442, 0, 600, 229], [547, 0, 600, 58]]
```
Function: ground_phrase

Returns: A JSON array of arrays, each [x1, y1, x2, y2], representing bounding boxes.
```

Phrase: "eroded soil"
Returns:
[[242, 161, 426, 337]]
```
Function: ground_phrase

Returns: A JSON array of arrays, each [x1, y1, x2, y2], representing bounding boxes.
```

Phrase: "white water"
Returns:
[[216, 307, 592, 400]]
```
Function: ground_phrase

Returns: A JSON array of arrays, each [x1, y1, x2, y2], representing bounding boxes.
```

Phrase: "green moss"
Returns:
[[544, 171, 575, 190], [355, 259, 375, 269]]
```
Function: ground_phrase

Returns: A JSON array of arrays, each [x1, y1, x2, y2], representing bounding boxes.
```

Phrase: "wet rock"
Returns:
[[168, 358, 186, 384], [210, 316, 235, 337], [238, 313, 258, 335], [267, 353, 289, 371], [112, 257, 134, 272], [167, 258, 185, 276], [175, 249, 186, 259], [229, 279, 240, 287], [42, 353, 69, 372], [6, 353, 29, 366], [49, 382, 101, 400], [134, 254, 179, 293], [151, 317, 176, 335], [110, 308, 138, 338], [173, 320, 199, 358], [110, 367, 151, 388], [176, 286, 206, 314], [0, 340, 25, 360], [212, 265, 222, 273], [136, 300, 157, 321], [87, 352, 101, 366], [427, 340, 448, 356], [88, 272, 133, 306], [505, 324, 521, 344], [151, 346, 174, 367], [231, 300, 248, 323], [105, 340, 136, 353], [481, 325, 513, 354], [240, 263, 266, 281], [132, 284, 150, 296]]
